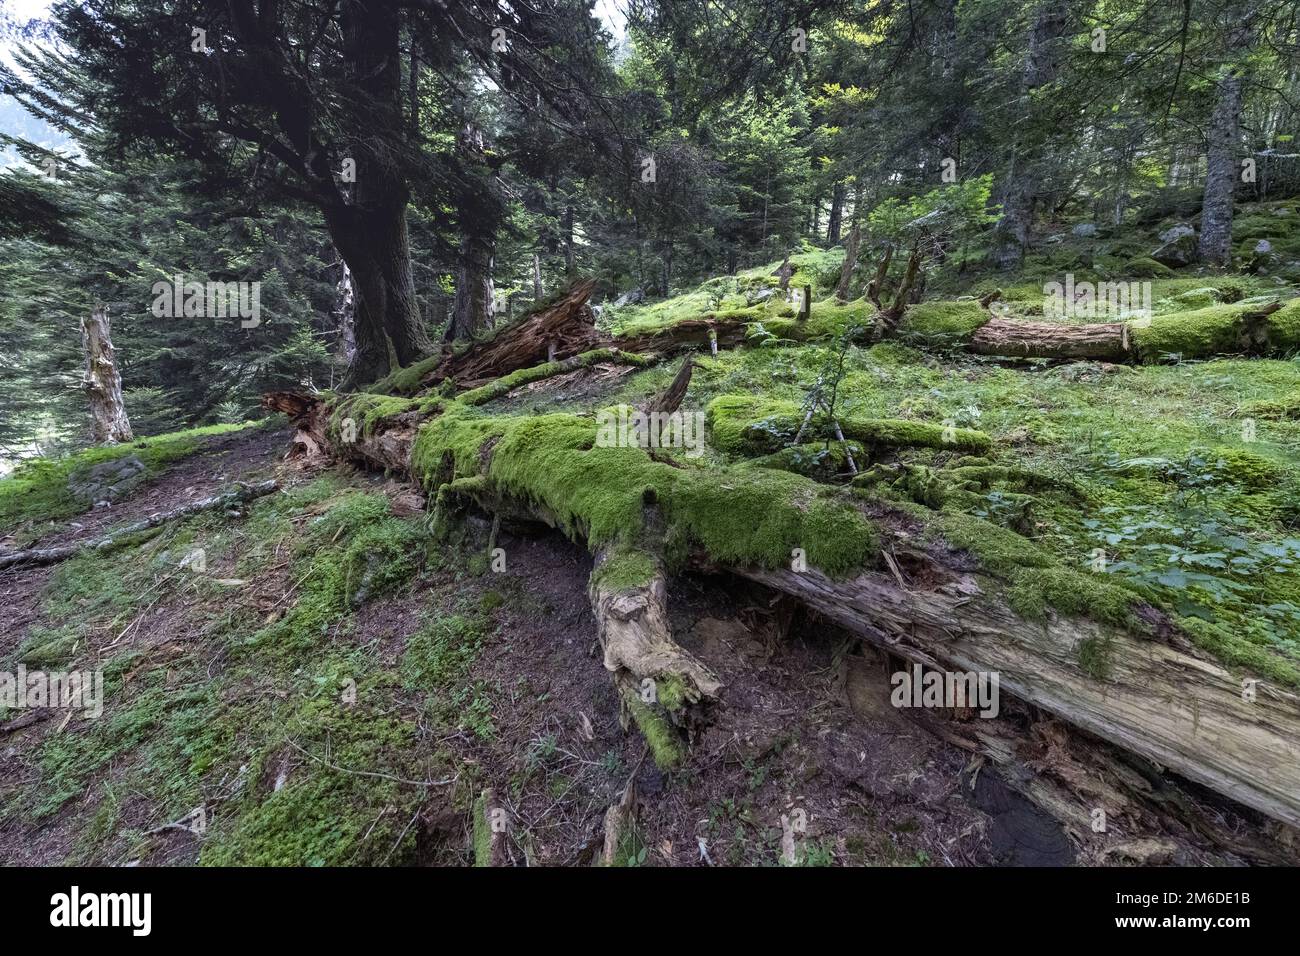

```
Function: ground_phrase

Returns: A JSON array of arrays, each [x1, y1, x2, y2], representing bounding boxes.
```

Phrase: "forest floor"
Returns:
[[0, 407, 1291, 866]]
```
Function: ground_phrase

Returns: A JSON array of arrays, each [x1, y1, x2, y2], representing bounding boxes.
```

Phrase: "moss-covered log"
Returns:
[[266, 385, 1300, 828], [903, 298, 1300, 362]]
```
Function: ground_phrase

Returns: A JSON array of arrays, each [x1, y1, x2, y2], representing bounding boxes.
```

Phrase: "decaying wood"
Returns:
[[590, 547, 721, 708], [432, 279, 602, 389], [81, 305, 133, 444], [268, 385, 1300, 830], [737, 562, 1300, 830], [643, 359, 694, 416], [969, 318, 1131, 361], [883, 246, 923, 327], [866, 242, 894, 308], [0, 480, 280, 570], [773, 255, 795, 291]]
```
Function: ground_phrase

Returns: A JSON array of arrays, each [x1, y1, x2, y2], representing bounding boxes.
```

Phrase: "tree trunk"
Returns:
[[564, 205, 575, 275], [448, 229, 495, 342], [330, 0, 426, 386], [81, 305, 133, 444], [835, 221, 861, 301], [532, 252, 544, 302], [266, 385, 1300, 829], [969, 319, 1130, 360], [1199, 69, 1244, 266], [335, 259, 357, 369], [991, 0, 1070, 270], [827, 181, 845, 244]]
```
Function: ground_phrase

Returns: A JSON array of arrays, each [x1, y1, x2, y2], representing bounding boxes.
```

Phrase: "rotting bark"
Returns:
[[0, 480, 279, 570], [81, 305, 133, 445], [265, 385, 1300, 829], [969, 318, 1131, 361], [431, 279, 603, 389], [736, 561, 1300, 830]]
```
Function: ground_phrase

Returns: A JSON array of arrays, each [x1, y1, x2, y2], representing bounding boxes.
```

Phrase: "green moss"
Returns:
[[413, 405, 876, 577], [370, 353, 443, 396], [400, 611, 488, 690], [1121, 257, 1176, 278], [925, 508, 1141, 630], [242, 492, 430, 656], [898, 300, 990, 345], [744, 441, 866, 481], [654, 674, 689, 713], [592, 548, 660, 592], [472, 791, 495, 866], [1178, 617, 1300, 688], [1240, 390, 1300, 420], [1207, 446, 1284, 489], [1129, 303, 1252, 361], [0, 421, 260, 533], [623, 691, 685, 769], [1077, 635, 1114, 681], [331, 392, 418, 437], [458, 349, 651, 406], [1268, 299, 1300, 352], [706, 395, 990, 456]]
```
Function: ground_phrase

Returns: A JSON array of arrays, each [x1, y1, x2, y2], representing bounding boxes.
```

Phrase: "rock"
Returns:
[[748, 287, 776, 305], [1151, 232, 1198, 268], [1158, 222, 1196, 243], [67, 454, 147, 507], [611, 288, 644, 308], [1071, 223, 1097, 238], [1255, 239, 1273, 254]]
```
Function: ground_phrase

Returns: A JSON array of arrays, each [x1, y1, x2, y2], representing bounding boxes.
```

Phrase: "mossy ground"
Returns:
[[0, 421, 264, 536], [0, 464, 516, 865]]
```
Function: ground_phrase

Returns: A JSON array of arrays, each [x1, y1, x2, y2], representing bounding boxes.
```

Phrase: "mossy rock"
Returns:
[[1122, 257, 1176, 279]]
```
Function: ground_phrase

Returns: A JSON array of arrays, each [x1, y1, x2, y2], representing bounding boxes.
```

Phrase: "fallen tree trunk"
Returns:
[[265, 387, 1300, 829], [905, 299, 1292, 363], [0, 480, 280, 569], [969, 318, 1131, 361], [736, 562, 1300, 829]]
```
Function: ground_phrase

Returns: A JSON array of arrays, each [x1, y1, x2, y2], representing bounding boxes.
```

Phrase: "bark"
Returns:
[[643, 358, 694, 416], [326, 197, 428, 387], [81, 306, 133, 445], [590, 548, 721, 710], [433, 279, 602, 388], [737, 562, 1300, 829], [268, 385, 1300, 829], [329, 1, 427, 386], [335, 260, 357, 368], [877, 246, 923, 336], [531, 252, 543, 302], [448, 230, 496, 342], [835, 222, 861, 301], [827, 181, 846, 244], [1199, 69, 1244, 266], [564, 205, 575, 275], [866, 242, 893, 308], [0, 481, 279, 569], [968, 318, 1131, 361]]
